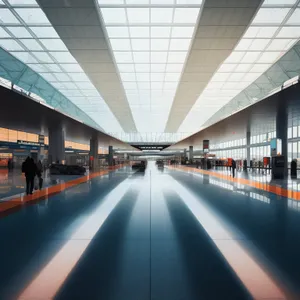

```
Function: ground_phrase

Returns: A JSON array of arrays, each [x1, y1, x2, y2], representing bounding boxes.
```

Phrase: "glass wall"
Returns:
[[287, 113, 300, 162], [210, 138, 246, 159]]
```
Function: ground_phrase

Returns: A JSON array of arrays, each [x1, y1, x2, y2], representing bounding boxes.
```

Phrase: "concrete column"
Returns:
[[189, 145, 194, 161], [108, 145, 114, 166], [48, 127, 65, 164], [90, 136, 99, 170], [183, 148, 187, 159], [276, 95, 288, 176]]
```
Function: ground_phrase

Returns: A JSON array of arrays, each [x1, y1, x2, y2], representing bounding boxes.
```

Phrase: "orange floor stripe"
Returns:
[[169, 166, 300, 201], [0, 165, 122, 216]]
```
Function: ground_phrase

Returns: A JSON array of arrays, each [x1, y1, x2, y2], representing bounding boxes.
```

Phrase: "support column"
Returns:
[[90, 136, 99, 170], [108, 145, 114, 166], [276, 96, 288, 177], [189, 145, 194, 162], [48, 127, 65, 164]]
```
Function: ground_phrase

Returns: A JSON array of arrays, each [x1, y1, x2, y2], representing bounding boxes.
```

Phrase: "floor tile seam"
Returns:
[[170, 166, 300, 201]]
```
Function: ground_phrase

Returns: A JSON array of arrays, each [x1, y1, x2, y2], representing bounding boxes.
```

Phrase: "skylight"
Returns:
[[0, 0, 125, 134], [179, 0, 300, 134], [98, 0, 203, 133]]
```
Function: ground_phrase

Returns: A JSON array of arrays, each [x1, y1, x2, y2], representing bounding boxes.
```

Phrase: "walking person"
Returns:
[[232, 159, 236, 178], [36, 160, 43, 190], [22, 157, 36, 195]]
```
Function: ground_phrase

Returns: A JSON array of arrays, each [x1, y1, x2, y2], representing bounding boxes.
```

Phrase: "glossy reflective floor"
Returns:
[[0, 169, 83, 200], [0, 162, 300, 300], [201, 166, 300, 191]]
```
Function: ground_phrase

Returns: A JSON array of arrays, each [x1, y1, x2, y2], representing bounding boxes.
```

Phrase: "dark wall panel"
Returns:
[[0, 86, 130, 149]]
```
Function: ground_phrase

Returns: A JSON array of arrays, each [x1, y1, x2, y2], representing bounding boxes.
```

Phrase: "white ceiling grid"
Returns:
[[0, 0, 129, 134], [179, 0, 300, 134], [98, 0, 203, 133], [165, 0, 263, 132], [1, 0, 299, 143]]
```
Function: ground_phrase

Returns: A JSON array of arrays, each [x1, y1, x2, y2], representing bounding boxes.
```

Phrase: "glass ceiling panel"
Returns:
[[0, 47, 102, 131], [179, 1, 300, 135], [252, 8, 290, 24], [98, 0, 202, 133], [15, 8, 50, 24], [29, 26, 59, 38], [0, 8, 20, 23], [0, 27, 11, 37], [6, 26, 32, 37], [8, 0, 38, 5], [262, 0, 297, 5], [0, 0, 125, 134], [203, 40, 300, 130]]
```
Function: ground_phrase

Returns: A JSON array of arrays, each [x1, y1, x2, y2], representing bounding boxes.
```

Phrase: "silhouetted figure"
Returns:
[[22, 157, 36, 195], [232, 159, 236, 178]]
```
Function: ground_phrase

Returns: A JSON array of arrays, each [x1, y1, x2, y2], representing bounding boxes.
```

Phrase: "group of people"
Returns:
[[22, 157, 43, 195]]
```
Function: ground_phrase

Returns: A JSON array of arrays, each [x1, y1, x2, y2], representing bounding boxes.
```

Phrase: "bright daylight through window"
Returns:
[[0, 0, 124, 134], [179, 0, 300, 134], [0, 0, 300, 143], [98, 0, 203, 139]]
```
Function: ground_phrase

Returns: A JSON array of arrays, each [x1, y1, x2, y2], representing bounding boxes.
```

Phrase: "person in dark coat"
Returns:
[[22, 157, 36, 195]]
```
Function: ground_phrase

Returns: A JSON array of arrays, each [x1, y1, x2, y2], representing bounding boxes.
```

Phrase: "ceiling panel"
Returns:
[[0, 0, 132, 133], [165, 0, 263, 132], [96, 0, 203, 134], [2, 0, 299, 143], [38, 0, 137, 133]]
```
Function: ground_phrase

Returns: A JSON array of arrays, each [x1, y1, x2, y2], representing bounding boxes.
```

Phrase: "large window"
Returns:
[[288, 127, 292, 139], [293, 126, 298, 138]]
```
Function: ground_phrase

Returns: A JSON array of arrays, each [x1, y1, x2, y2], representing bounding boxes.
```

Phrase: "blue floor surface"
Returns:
[[0, 162, 299, 300], [0, 169, 83, 200]]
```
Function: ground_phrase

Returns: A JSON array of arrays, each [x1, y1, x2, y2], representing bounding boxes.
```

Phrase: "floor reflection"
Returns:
[[1, 163, 300, 299], [0, 169, 84, 200]]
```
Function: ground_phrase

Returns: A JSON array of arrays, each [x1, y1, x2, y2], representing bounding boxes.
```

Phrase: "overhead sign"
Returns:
[[17, 140, 42, 147]]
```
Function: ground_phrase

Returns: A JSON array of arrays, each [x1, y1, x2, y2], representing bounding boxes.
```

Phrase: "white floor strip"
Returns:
[[18, 179, 132, 300], [168, 175, 288, 300]]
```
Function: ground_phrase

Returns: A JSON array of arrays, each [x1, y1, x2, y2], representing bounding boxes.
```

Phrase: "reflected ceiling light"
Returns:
[[18, 179, 132, 300], [169, 176, 288, 299]]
